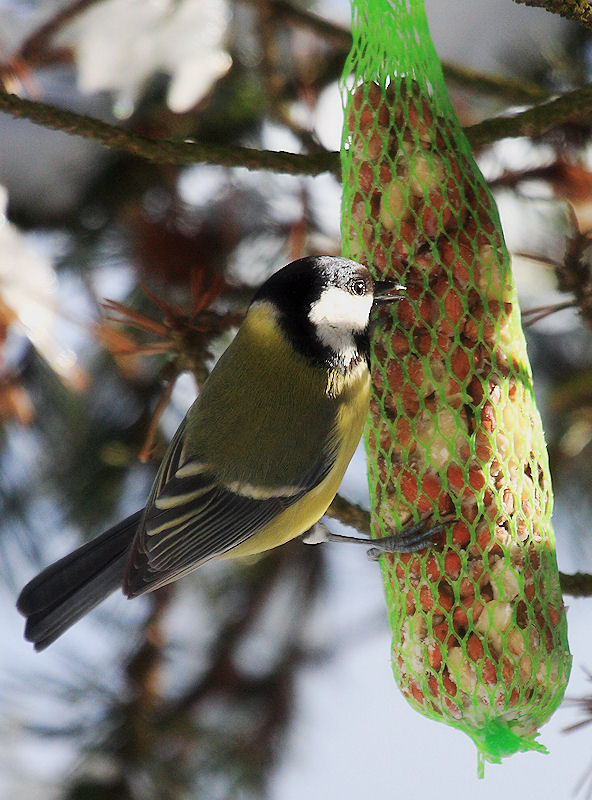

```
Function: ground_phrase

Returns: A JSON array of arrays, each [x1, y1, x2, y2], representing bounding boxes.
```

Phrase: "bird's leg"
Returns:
[[301, 521, 333, 545], [302, 518, 453, 559]]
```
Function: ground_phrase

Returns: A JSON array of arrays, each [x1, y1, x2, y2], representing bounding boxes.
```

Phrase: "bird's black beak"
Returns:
[[373, 279, 405, 303]]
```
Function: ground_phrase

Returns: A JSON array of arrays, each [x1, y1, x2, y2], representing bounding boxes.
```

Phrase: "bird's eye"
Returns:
[[351, 279, 366, 296]]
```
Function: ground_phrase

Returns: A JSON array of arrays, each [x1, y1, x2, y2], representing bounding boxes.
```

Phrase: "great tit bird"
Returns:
[[17, 255, 438, 651]]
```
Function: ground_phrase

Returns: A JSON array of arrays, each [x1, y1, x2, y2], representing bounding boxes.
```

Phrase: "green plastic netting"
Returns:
[[339, 0, 571, 773]]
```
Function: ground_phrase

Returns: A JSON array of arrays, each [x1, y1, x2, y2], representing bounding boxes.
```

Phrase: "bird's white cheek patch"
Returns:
[[308, 286, 372, 363], [308, 287, 372, 332]]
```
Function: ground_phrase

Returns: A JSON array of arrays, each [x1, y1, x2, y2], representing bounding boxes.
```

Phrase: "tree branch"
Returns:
[[3, 83, 592, 175], [326, 494, 371, 533], [513, 0, 592, 26], [465, 83, 592, 147], [0, 91, 339, 177], [557, 571, 592, 597]]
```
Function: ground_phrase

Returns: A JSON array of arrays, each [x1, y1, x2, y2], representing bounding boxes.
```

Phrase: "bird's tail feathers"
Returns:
[[17, 510, 143, 651]]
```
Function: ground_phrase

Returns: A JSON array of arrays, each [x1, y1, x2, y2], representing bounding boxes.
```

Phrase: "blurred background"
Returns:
[[1, 0, 592, 797]]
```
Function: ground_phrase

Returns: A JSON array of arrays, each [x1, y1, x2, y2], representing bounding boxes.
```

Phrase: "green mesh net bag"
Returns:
[[340, 0, 572, 773]]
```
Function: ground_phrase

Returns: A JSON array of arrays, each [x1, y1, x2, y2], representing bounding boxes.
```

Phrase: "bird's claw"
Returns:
[[366, 518, 452, 561]]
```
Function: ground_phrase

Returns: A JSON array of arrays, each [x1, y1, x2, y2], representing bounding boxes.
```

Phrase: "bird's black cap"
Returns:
[[253, 256, 372, 308]]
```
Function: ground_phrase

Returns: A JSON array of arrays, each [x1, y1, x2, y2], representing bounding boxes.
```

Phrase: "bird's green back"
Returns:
[[182, 303, 340, 488]]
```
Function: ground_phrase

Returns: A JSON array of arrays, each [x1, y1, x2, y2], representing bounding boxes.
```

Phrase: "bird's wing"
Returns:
[[123, 421, 336, 597]]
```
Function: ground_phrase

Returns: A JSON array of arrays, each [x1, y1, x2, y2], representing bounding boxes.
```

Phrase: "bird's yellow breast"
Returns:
[[224, 353, 370, 559]]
